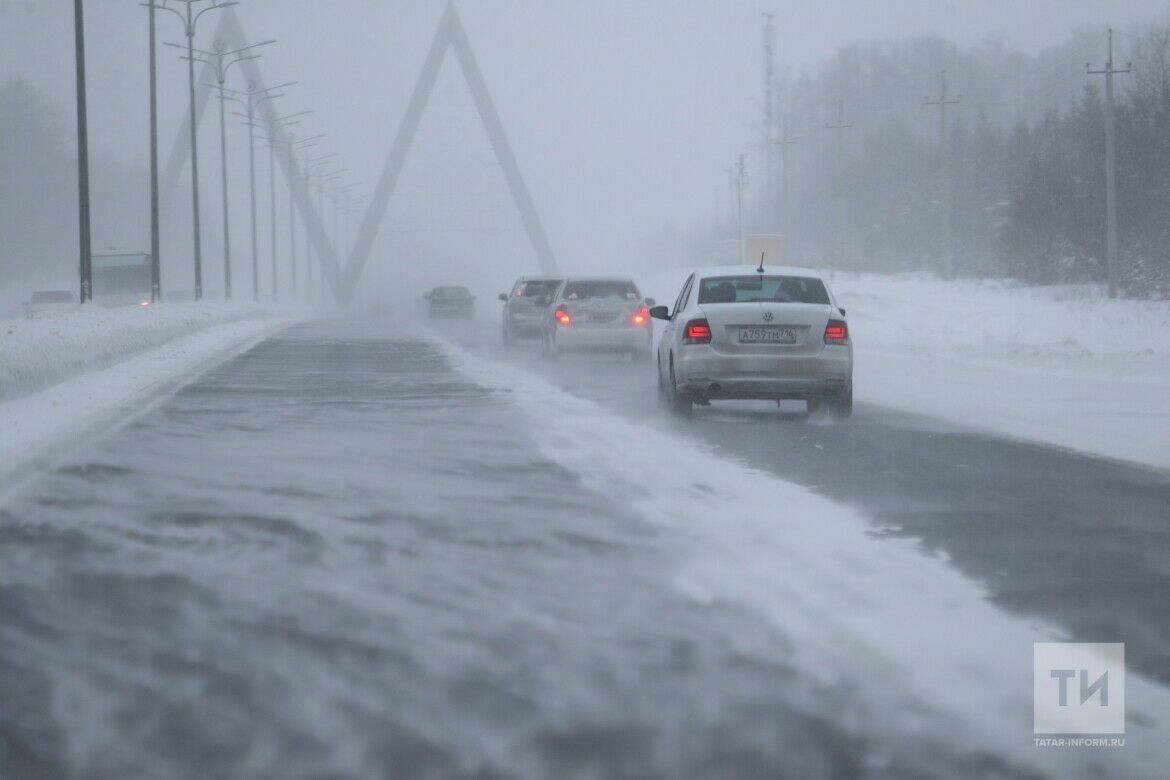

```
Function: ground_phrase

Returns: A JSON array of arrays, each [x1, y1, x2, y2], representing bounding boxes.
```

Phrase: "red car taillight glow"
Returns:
[[824, 319, 849, 344], [684, 318, 712, 344], [554, 308, 572, 325], [632, 306, 648, 325]]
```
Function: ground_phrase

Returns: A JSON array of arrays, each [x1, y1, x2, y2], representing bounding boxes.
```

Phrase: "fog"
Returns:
[[3, 3, 1170, 778], [4, 0, 1170, 302]]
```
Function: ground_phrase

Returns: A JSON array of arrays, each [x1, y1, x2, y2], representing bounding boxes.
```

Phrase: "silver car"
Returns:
[[541, 277, 655, 360], [499, 277, 562, 344], [651, 266, 853, 417]]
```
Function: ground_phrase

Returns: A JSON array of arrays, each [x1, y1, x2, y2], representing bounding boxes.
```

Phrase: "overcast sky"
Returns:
[[3, 0, 1168, 279]]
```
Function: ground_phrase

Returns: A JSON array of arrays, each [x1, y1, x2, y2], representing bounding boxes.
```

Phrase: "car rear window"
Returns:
[[561, 280, 640, 301], [697, 275, 830, 305], [514, 280, 558, 298], [433, 287, 470, 299], [29, 290, 75, 304]]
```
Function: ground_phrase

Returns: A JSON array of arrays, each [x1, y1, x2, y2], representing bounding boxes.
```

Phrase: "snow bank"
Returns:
[[638, 268, 1170, 470], [0, 315, 291, 494], [0, 302, 290, 402], [443, 341, 1170, 779]]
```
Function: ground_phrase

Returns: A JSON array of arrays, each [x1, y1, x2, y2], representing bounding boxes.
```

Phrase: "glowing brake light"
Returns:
[[632, 306, 648, 325], [554, 308, 572, 325], [683, 318, 712, 344], [824, 319, 849, 344]]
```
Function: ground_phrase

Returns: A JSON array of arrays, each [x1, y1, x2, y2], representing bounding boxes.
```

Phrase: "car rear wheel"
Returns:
[[541, 331, 560, 360], [502, 321, 515, 346], [830, 387, 853, 420], [668, 358, 692, 417]]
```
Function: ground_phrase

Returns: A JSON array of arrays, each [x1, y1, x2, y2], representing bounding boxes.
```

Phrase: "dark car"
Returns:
[[498, 277, 562, 344], [426, 286, 476, 318]]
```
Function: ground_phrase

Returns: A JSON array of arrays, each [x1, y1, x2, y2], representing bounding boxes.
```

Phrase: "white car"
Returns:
[[541, 277, 655, 360], [652, 266, 853, 417]]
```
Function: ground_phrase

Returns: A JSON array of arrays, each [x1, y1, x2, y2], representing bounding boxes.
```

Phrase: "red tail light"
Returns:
[[632, 306, 648, 325], [684, 318, 712, 344], [824, 319, 849, 344], [554, 308, 572, 325]]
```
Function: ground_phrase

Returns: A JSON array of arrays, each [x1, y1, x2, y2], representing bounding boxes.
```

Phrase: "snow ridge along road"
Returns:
[[0, 314, 293, 496], [442, 338, 1170, 779]]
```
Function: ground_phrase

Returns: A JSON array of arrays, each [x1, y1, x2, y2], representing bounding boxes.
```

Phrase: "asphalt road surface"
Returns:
[[466, 323, 1170, 688], [1, 315, 1166, 778]]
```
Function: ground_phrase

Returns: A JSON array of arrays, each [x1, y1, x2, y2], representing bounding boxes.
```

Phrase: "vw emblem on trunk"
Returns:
[[762, 311, 774, 322]]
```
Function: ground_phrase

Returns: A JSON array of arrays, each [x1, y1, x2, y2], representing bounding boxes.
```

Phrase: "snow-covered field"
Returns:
[[641, 269, 1170, 471]]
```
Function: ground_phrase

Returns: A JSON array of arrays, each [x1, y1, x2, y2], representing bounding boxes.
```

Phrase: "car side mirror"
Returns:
[[649, 305, 670, 320], [498, 293, 508, 302], [644, 297, 656, 307], [838, 307, 846, 317]]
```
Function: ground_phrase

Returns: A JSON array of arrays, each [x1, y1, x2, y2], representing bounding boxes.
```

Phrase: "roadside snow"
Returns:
[[0, 308, 293, 493], [639, 269, 1170, 471], [445, 340, 1170, 779], [1, 302, 288, 402]]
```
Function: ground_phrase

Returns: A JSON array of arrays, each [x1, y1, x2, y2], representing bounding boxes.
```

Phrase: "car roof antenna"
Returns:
[[756, 251, 765, 274]]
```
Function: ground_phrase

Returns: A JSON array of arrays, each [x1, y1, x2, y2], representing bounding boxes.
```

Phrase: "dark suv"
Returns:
[[498, 277, 562, 344]]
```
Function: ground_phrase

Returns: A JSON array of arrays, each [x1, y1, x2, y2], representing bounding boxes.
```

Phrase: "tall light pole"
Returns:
[[726, 154, 748, 264], [178, 38, 273, 300], [145, 1, 161, 302], [226, 80, 294, 300], [288, 135, 324, 300], [305, 151, 338, 303], [73, 0, 93, 303], [825, 100, 854, 263], [1089, 29, 1131, 299], [150, 0, 237, 301], [265, 112, 310, 300]]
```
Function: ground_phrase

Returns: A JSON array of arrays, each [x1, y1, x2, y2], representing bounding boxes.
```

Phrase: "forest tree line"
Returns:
[[741, 21, 1170, 298]]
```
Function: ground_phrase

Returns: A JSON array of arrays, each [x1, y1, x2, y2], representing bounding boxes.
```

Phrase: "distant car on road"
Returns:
[[426, 286, 475, 318], [24, 289, 76, 317], [498, 277, 562, 344], [652, 265, 852, 418], [541, 277, 655, 360]]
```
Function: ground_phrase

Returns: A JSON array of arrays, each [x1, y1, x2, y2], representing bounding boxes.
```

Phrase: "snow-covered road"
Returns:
[[1, 316, 1168, 778]]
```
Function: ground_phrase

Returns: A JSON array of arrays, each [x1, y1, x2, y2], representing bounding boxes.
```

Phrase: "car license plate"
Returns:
[[739, 326, 797, 344]]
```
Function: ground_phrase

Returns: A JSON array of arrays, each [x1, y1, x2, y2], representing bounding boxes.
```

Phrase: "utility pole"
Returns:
[[146, 1, 161, 302], [926, 69, 961, 279], [727, 154, 749, 264], [825, 100, 853, 264], [73, 0, 92, 303], [762, 11, 776, 225], [1088, 28, 1131, 299], [150, 0, 237, 301], [772, 115, 798, 236]]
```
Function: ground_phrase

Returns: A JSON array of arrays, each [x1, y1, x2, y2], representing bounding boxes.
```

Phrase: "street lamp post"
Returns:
[[304, 151, 338, 304], [225, 80, 294, 300], [145, 1, 161, 302], [177, 38, 273, 300], [287, 135, 323, 300], [73, 0, 93, 303], [264, 112, 310, 300], [149, 0, 237, 301]]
